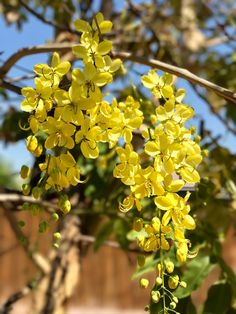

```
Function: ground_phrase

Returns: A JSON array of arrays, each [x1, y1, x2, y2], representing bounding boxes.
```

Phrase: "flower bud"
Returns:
[[22, 183, 31, 196], [179, 281, 187, 288], [170, 302, 176, 309], [32, 187, 42, 199], [151, 290, 160, 303], [137, 255, 146, 267], [164, 260, 174, 273], [202, 149, 209, 157], [168, 275, 179, 290], [155, 277, 162, 285], [133, 218, 143, 232], [194, 135, 201, 143], [26, 135, 38, 152], [59, 195, 71, 214], [20, 165, 30, 179], [139, 278, 149, 289], [52, 213, 59, 221], [53, 232, 61, 240], [173, 296, 178, 304]]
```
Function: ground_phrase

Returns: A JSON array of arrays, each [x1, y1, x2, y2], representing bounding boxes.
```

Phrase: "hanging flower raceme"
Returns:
[[19, 11, 203, 314]]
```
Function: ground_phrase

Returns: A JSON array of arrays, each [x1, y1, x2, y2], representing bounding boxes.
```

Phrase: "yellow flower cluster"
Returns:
[[20, 13, 144, 207], [113, 70, 202, 310], [116, 69, 202, 264], [19, 12, 202, 312]]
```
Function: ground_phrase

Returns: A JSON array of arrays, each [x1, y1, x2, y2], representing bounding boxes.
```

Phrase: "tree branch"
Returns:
[[0, 193, 57, 213], [0, 276, 42, 314], [0, 43, 236, 104], [112, 51, 236, 104], [0, 43, 76, 78], [0, 79, 22, 95]]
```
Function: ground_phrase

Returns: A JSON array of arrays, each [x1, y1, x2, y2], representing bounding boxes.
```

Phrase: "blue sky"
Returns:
[[0, 3, 235, 173]]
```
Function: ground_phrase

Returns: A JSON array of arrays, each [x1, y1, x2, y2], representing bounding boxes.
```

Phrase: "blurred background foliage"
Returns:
[[0, 0, 236, 313]]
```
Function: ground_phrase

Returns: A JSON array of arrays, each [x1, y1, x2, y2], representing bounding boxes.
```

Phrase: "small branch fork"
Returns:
[[0, 43, 236, 104], [18, 0, 78, 35], [0, 277, 41, 314]]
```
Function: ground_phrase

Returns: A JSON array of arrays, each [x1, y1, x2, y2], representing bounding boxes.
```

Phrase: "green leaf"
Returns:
[[202, 282, 232, 314], [218, 257, 236, 298], [176, 296, 197, 314], [132, 253, 160, 279], [93, 220, 114, 251], [175, 255, 215, 298], [113, 218, 130, 249], [149, 300, 163, 314], [38, 221, 49, 233]]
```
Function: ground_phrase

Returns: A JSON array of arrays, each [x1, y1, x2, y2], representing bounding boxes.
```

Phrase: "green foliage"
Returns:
[[0, 156, 20, 189], [93, 220, 115, 251], [175, 255, 215, 299], [203, 282, 232, 314]]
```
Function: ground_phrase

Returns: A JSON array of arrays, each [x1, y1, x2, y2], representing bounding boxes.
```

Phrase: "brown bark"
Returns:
[[30, 215, 80, 314]]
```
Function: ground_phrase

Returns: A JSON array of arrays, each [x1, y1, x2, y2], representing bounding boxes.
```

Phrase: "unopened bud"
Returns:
[[32, 187, 42, 199], [52, 213, 59, 221], [59, 195, 71, 214], [165, 260, 174, 273], [170, 302, 176, 309], [22, 183, 31, 196], [173, 296, 178, 304], [139, 278, 149, 289], [137, 255, 146, 267], [194, 135, 201, 143], [151, 290, 160, 303], [202, 149, 209, 157], [155, 277, 162, 285], [20, 165, 30, 179], [179, 281, 187, 288], [133, 218, 143, 232], [168, 275, 179, 290]]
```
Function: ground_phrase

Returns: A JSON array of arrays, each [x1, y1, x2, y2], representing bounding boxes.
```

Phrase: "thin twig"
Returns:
[[0, 276, 42, 314], [2, 202, 50, 273], [5, 74, 36, 83], [18, 0, 78, 35], [189, 83, 236, 136], [0, 79, 22, 95]]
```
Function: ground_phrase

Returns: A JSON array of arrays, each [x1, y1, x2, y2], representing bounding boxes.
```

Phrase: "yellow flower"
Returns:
[[42, 117, 76, 150], [113, 144, 140, 185], [34, 52, 71, 87], [54, 87, 84, 124], [72, 62, 112, 98], [21, 78, 52, 120], [75, 117, 100, 159], [131, 166, 164, 199], [139, 217, 171, 252], [141, 70, 174, 99], [39, 152, 81, 191], [155, 192, 196, 230]]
